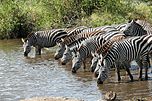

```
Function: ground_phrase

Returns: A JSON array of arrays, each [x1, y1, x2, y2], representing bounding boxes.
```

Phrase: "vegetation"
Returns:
[[0, 0, 152, 39]]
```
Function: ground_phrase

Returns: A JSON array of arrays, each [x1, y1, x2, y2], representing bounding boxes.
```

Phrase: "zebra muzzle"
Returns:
[[54, 54, 61, 60], [72, 68, 77, 73], [24, 52, 28, 57], [97, 79, 103, 84], [61, 61, 66, 65], [94, 72, 99, 78]]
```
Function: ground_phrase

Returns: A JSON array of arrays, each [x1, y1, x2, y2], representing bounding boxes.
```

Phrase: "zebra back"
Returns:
[[31, 29, 68, 47], [123, 19, 148, 36], [60, 26, 88, 45], [96, 35, 126, 56], [136, 19, 152, 35]]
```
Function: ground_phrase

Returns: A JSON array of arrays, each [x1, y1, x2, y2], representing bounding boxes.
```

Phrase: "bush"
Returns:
[[0, 0, 152, 39]]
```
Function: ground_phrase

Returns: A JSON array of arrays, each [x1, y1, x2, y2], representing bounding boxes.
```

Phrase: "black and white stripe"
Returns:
[[71, 26, 126, 73], [97, 35, 152, 84], [22, 29, 67, 56]]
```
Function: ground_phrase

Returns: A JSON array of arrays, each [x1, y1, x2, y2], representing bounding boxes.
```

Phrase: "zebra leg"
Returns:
[[124, 63, 133, 82], [83, 60, 86, 71], [35, 46, 41, 55], [148, 56, 151, 74], [136, 60, 143, 81], [143, 57, 150, 80], [115, 63, 121, 81]]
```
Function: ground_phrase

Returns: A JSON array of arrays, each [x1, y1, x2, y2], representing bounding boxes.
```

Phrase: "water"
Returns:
[[0, 39, 152, 101]]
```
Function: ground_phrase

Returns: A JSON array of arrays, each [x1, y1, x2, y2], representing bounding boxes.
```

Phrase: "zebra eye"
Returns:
[[63, 53, 66, 55]]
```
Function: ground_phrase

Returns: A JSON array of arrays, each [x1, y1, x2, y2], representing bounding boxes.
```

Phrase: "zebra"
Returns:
[[136, 19, 152, 34], [96, 35, 152, 84], [123, 19, 152, 68], [54, 26, 112, 60], [123, 19, 148, 36], [61, 30, 107, 65], [60, 24, 127, 65], [93, 36, 132, 81], [71, 28, 126, 73], [90, 35, 126, 73], [54, 26, 88, 60], [22, 29, 67, 56]]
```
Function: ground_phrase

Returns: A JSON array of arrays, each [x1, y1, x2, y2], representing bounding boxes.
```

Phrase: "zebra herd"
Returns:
[[22, 19, 152, 84]]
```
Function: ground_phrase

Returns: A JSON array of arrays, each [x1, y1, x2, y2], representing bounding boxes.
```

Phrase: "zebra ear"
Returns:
[[133, 18, 138, 21], [61, 38, 64, 42], [21, 38, 25, 43], [128, 19, 132, 23], [91, 51, 95, 57]]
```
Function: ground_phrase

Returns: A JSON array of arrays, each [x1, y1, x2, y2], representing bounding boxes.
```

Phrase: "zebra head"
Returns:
[[96, 54, 109, 84], [22, 38, 31, 57], [123, 19, 147, 36], [72, 51, 82, 73], [90, 52, 99, 73], [54, 42, 66, 60], [61, 46, 72, 65]]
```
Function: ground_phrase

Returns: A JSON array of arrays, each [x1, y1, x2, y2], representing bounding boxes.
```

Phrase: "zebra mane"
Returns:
[[61, 34, 77, 45], [78, 29, 106, 39], [97, 40, 113, 57], [89, 30, 106, 37], [77, 44, 85, 52], [67, 37, 86, 47], [27, 32, 35, 38], [61, 26, 87, 44], [97, 35, 126, 56], [66, 26, 88, 36], [22, 32, 35, 41], [136, 19, 152, 31]]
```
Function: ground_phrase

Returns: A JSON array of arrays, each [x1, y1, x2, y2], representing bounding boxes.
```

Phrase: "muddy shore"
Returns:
[[20, 97, 84, 101], [20, 96, 152, 101]]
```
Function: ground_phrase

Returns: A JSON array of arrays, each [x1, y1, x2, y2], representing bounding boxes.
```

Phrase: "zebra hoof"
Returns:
[[90, 68, 95, 73], [24, 52, 28, 57], [118, 78, 121, 82], [130, 79, 134, 82], [138, 78, 143, 81], [54, 57, 59, 60], [97, 79, 103, 84], [72, 69, 77, 73], [61, 62, 66, 65], [145, 77, 148, 80], [94, 72, 99, 78]]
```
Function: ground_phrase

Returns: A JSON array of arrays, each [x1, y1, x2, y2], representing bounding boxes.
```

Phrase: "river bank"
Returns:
[[20, 97, 83, 101], [20, 96, 152, 101]]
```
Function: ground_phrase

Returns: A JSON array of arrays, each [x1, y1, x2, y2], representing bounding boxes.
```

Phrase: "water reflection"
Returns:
[[0, 39, 151, 101]]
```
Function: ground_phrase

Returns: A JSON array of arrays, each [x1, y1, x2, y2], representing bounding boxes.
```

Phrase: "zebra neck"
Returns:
[[104, 49, 117, 68], [29, 35, 37, 46], [104, 56, 115, 69]]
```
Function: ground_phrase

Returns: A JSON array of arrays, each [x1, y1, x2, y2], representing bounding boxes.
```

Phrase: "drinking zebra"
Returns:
[[54, 26, 88, 59], [22, 29, 67, 56], [93, 37, 133, 82], [60, 24, 127, 65], [71, 28, 126, 73], [91, 35, 126, 73], [54, 26, 113, 60], [96, 35, 152, 84], [61, 30, 106, 65]]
